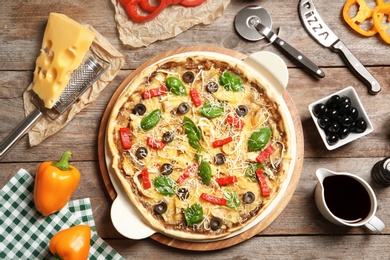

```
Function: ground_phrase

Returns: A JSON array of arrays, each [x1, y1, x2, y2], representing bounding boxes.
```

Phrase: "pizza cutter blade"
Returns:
[[234, 5, 325, 78]]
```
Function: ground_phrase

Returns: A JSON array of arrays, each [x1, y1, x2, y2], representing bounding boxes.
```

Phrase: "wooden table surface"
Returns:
[[1, 0, 390, 258]]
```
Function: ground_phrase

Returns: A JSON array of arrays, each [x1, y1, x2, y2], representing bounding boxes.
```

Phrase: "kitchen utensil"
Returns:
[[298, 0, 380, 94], [0, 55, 109, 160], [234, 5, 325, 78]]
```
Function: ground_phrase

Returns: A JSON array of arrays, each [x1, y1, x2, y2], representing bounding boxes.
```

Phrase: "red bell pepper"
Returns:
[[119, 128, 132, 149], [146, 137, 166, 150], [177, 163, 198, 183], [256, 145, 275, 163], [255, 169, 270, 197], [200, 193, 227, 205], [226, 115, 245, 129], [215, 176, 237, 186], [142, 85, 168, 99], [181, 0, 206, 6], [212, 136, 233, 148], [190, 89, 202, 107], [141, 169, 151, 189]]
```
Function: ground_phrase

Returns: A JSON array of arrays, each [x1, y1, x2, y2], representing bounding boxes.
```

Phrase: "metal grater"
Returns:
[[0, 55, 109, 160]]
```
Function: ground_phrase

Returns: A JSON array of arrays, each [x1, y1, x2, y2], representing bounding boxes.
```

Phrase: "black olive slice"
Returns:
[[133, 103, 147, 116], [206, 82, 219, 93], [183, 71, 195, 83], [236, 105, 248, 117], [162, 131, 174, 143], [210, 217, 222, 231], [177, 187, 189, 200], [161, 163, 173, 175], [154, 201, 167, 214], [178, 102, 190, 114], [135, 147, 148, 159], [243, 191, 255, 204], [214, 153, 226, 165]]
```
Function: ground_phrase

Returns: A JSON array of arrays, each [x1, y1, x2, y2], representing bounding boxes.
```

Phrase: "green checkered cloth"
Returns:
[[0, 169, 124, 260]]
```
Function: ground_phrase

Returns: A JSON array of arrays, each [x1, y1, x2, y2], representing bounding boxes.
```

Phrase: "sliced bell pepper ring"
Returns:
[[215, 176, 238, 186], [142, 85, 168, 99], [124, 0, 169, 22], [373, 3, 390, 44], [177, 163, 198, 183], [189, 89, 202, 107], [140, 0, 159, 12], [226, 115, 245, 129], [200, 193, 227, 206], [255, 169, 270, 197], [256, 145, 275, 163], [119, 128, 132, 149], [343, 0, 378, 37], [212, 136, 233, 148], [146, 137, 166, 150], [141, 169, 151, 189]]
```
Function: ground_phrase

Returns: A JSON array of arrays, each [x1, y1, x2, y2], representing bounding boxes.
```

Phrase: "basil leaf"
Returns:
[[247, 127, 272, 152], [166, 77, 187, 96], [198, 160, 212, 185], [245, 163, 263, 182], [183, 117, 202, 141], [219, 71, 244, 92], [140, 109, 161, 131], [153, 176, 177, 196], [184, 202, 204, 226], [224, 189, 241, 209], [199, 102, 224, 119]]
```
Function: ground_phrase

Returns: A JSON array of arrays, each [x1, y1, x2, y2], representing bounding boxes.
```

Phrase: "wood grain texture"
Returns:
[[1, 0, 390, 258]]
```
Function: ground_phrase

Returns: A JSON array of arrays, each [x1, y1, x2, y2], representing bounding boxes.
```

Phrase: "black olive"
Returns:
[[327, 133, 339, 145], [313, 103, 326, 117], [326, 95, 341, 109], [338, 127, 350, 139], [183, 71, 195, 83], [135, 147, 148, 159], [340, 116, 353, 127], [161, 163, 173, 175], [177, 187, 189, 200], [318, 116, 330, 129], [348, 107, 359, 121], [340, 95, 351, 104], [206, 82, 219, 93], [236, 105, 248, 117], [154, 201, 167, 214], [133, 103, 147, 115], [214, 153, 226, 165], [339, 101, 352, 116], [326, 109, 339, 121], [327, 121, 340, 133], [243, 191, 255, 204], [354, 117, 367, 133], [178, 102, 190, 114], [210, 217, 222, 231], [162, 131, 174, 143]]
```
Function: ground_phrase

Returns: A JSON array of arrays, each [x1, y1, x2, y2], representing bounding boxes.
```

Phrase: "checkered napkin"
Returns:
[[0, 169, 124, 260]]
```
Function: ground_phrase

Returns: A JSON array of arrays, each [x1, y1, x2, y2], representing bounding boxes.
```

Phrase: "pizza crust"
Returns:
[[107, 53, 293, 240]]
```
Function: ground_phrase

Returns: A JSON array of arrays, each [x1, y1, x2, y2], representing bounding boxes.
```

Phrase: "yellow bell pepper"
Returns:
[[34, 151, 80, 216], [343, 0, 378, 36], [373, 3, 390, 44], [50, 225, 91, 260]]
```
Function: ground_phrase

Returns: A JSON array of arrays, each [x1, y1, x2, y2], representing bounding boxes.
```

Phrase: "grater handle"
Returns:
[[0, 108, 43, 160]]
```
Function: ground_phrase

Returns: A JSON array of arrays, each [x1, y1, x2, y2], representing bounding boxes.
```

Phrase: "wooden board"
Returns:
[[97, 46, 304, 250]]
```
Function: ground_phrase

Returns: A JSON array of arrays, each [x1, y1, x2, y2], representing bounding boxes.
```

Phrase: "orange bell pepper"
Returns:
[[50, 225, 91, 260], [343, 0, 378, 36], [373, 3, 390, 44], [34, 151, 80, 216]]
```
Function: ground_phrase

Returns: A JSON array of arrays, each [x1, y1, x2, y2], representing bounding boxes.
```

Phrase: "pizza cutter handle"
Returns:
[[272, 37, 325, 78], [0, 108, 43, 160]]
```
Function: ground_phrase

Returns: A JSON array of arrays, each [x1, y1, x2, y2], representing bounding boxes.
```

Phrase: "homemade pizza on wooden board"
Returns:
[[98, 46, 303, 250]]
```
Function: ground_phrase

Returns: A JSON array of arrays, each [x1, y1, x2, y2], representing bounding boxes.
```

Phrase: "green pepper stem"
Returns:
[[52, 151, 73, 171]]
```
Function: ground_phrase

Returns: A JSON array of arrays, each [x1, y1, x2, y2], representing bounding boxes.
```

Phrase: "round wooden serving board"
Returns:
[[98, 46, 304, 251]]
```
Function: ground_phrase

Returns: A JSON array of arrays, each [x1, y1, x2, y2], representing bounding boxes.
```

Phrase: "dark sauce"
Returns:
[[323, 175, 371, 221]]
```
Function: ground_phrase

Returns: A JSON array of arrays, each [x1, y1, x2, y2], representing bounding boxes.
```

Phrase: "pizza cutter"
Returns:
[[234, 5, 325, 78]]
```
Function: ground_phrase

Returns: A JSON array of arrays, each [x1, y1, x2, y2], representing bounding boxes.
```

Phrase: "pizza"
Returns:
[[107, 52, 294, 240]]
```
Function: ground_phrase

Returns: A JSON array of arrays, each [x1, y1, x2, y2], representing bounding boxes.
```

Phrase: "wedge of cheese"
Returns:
[[33, 13, 95, 109]]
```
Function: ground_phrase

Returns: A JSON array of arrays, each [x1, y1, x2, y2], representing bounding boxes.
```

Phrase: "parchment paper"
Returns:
[[111, 0, 231, 48], [23, 25, 125, 146]]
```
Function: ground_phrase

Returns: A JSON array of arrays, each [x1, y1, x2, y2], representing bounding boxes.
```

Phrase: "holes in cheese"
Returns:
[[33, 13, 95, 109]]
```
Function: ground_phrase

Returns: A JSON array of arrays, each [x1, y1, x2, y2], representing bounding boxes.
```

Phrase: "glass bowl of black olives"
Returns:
[[308, 86, 373, 150]]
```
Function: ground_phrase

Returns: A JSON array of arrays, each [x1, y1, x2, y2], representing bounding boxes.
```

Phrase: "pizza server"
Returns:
[[235, 5, 325, 78], [298, 0, 380, 94]]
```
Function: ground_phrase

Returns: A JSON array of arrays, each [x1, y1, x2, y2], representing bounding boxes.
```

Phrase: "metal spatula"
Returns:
[[0, 56, 109, 160]]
